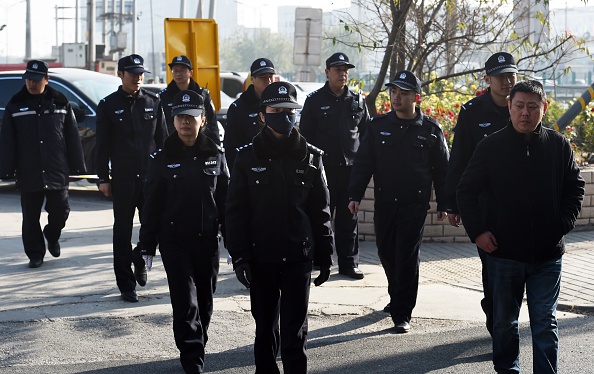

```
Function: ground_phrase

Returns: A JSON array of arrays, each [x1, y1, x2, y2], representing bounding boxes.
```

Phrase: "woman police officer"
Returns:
[[139, 90, 228, 374]]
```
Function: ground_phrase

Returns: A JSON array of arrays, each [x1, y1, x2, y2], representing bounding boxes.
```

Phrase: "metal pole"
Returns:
[[119, 0, 124, 58], [150, 0, 157, 82], [75, 0, 79, 43], [180, 0, 185, 17], [209, 0, 215, 18], [303, 18, 311, 82], [132, 0, 136, 53], [25, 0, 31, 60], [88, 0, 95, 70], [55, 5, 59, 48], [196, 0, 202, 18], [553, 83, 594, 132], [102, 0, 107, 44]]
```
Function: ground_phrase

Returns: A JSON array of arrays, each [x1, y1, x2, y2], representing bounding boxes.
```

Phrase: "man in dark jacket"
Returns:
[[348, 71, 449, 333], [445, 52, 518, 335], [159, 55, 220, 144], [457, 80, 585, 374], [96, 54, 168, 302], [226, 82, 333, 374], [223, 57, 275, 171], [0, 60, 86, 268], [299, 52, 369, 279]]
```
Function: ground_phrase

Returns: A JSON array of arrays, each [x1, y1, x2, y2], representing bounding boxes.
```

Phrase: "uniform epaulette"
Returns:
[[158, 87, 167, 95], [307, 87, 323, 97], [142, 88, 160, 98], [461, 94, 483, 111], [370, 112, 389, 122], [235, 143, 253, 153], [217, 144, 225, 153], [307, 143, 324, 156], [100, 91, 120, 103], [423, 115, 443, 129], [150, 148, 164, 158]]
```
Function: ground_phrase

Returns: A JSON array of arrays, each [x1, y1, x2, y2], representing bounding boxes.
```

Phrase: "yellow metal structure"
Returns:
[[164, 18, 221, 111]]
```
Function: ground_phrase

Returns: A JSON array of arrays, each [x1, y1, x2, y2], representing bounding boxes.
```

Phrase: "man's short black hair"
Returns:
[[509, 80, 547, 104]]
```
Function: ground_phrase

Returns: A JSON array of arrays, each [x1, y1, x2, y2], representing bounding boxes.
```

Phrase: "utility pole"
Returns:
[[25, 0, 31, 60], [209, 0, 215, 18], [88, 0, 96, 70], [180, 0, 185, 17]]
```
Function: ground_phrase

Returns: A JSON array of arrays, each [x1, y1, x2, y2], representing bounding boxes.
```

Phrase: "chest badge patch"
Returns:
[[296, 169, 305, 174], [19, 107, 29, 111], [167, 163, 181, 169], [204, 160, 217, 166], [479, 122, 492, 127], [320, 106, 330, 110], [144, 108, 154, 112], [249, 113, 259, 117], [114, 109, 124, 114], [380, 131, 392, 136], [251, 167, 266, 172]]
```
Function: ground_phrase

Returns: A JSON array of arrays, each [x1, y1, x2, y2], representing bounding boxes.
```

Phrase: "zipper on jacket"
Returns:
[[526, 143, 530, 157]]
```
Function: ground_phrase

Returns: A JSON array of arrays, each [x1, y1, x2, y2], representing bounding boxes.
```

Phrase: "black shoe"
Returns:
[[338, 267, 365, 279], [394, 320, 410, 333], [121, 290, 139, 302], [28, 258, 44, 268], [383, 303, 391, 313], [134, 263, 148, 287], [47, 241, 61, 258]]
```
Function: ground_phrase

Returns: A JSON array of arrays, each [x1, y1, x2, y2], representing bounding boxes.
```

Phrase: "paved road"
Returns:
[[1, 185, 593, 373]]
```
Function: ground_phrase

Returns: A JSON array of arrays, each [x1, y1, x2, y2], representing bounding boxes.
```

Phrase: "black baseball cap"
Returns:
[[385, 70, 422, 93], [168, 55, 192, 70], [325, 52, 355, 69], [250, 58, 275, 76], [171, 90, 205, 117], [23, 60, 49, 81], [118, 54, 151, 74], [485, 52, 518, 76], [260, 82, 302, 109]]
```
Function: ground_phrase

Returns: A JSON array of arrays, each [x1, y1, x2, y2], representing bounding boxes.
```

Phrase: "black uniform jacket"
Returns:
[[445, 88, 510, 214], [225, 128, 334, 269], [0, 85, 86, 191], [456, 123, 585, 264], [95, 86, 168, 183], [159, 79, 220, 144], [299, 82, 369, 167], [349, 108, 449, 211], [223, 85, 262, 171], [140, 133, 229, 256]]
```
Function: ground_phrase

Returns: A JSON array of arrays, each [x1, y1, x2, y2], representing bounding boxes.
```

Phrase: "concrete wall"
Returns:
[[357, 168, 594, 242]]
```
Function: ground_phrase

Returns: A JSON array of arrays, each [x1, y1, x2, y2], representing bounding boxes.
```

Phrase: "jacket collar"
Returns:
[[165, 78, 201, 96], [252, 127, 308, 162], [11, 84, 67, 106], [163, 131, 219, 160]]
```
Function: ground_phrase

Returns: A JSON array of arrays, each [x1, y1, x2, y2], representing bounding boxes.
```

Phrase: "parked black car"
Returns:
[[0, 68, 121, 179]]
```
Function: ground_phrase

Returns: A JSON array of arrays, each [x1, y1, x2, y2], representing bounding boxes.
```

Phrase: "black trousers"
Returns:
[[20, 189, 69, 261], [325, 165, 359, 269], [374, 202, 426, 322], [250, 260, 312, 374], [478, 246, 493, 330], [110, 176, 145, 293], [160, 236, 220, 374]]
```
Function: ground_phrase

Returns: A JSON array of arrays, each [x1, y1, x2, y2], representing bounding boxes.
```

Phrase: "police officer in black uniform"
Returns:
[[226, 82, 334, 374], [348, 71, 449, 333], [96, 54, 168, 302], [140, 90, 228, 374], [299, 52, 369, 280], [445, 52, 518, 336], [0, 60, 86, 268], [159, 55, 220, 144], [223, 57, 275, 172]]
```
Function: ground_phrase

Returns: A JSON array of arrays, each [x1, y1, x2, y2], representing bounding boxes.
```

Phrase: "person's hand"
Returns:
[[436, 211, 447, 222], [235, 263, 252, 289], [142, 255, 154, 271], [98, 182, 111, 198], [313, 267, 330, 286], [447, 213, 461, 227], [348, 201, 360, 215], [476, 231, 498, 253]]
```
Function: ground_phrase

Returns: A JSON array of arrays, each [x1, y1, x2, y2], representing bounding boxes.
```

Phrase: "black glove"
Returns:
[[235, 263, 252, 289], [314, 267, 331, 287]]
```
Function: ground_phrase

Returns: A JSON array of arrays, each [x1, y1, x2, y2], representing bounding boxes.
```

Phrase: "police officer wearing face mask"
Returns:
[[226, 81, 334, 374], [299, 52, 369, 280], [224, 58, 275, 172]]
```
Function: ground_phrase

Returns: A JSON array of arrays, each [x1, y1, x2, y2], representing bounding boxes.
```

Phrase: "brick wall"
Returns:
[[357, 168, 594, 242]]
